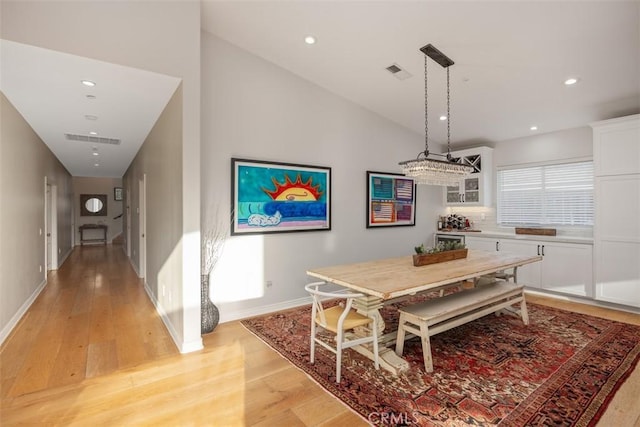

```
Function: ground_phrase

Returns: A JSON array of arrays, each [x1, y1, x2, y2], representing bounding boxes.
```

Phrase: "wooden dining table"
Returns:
[[306, 249, 542, 374]]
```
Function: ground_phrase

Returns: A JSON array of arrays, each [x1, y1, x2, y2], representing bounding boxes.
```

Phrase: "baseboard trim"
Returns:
[[57, 247, 72, 269], [130, 258, 141, 278], [0, 278, 47, 346], [219, 296, 312, 323], [142, 281, 203, 354], [525, 289, 640, 315]]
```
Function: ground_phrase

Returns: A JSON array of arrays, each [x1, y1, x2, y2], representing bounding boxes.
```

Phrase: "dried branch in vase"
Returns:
[[201, 206, 232, 275]]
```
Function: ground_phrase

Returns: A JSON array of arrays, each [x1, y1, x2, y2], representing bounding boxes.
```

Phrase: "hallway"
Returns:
[[1, 245, 177, 398], [0, 245, 365, 425]]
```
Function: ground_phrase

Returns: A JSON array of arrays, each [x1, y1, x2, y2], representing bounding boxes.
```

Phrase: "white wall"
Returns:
[[0, 93, 73, 344], [124, 87, 184, 347], [72, 177, 123, 243], [2, 1, 202, 352], [201, 33, 443, 321], [493, 126, 592, 167]]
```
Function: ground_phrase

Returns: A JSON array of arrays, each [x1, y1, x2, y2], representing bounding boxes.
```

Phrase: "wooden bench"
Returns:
[[395, 281, 528, 373]]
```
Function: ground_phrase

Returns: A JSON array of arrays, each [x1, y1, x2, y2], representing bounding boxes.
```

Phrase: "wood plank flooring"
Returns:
[[1, 245, 639, 426]]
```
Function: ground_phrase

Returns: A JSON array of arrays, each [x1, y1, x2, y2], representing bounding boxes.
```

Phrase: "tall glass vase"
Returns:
[[201, 274, 219, 334]]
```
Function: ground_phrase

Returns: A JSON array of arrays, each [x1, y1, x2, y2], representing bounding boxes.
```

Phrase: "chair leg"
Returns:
[[395, 313, 407, 356], [419, 320, 433, 373], [336, 330, 343, 383], [310, 320, 316, 364]]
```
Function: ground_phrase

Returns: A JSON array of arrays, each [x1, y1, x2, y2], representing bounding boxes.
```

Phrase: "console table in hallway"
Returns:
[[79, 224, 108, 245]]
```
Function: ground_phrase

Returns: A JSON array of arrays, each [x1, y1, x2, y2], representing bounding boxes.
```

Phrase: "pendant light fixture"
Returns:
[[399, 44, 474, 185]]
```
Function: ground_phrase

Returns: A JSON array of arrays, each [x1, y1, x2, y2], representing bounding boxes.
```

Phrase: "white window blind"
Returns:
[[497, 161, 593, 226]]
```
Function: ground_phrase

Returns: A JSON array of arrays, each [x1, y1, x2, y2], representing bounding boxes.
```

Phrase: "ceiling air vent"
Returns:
[[385, 63, 412, 81], [65, 133, 121, 145]]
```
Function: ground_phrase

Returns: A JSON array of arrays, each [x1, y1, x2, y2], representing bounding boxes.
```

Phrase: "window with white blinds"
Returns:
[[497, 161, 594, 226]]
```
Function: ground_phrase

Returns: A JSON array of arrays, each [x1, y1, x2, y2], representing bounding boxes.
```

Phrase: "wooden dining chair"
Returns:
[[304, 281, 380, 383]]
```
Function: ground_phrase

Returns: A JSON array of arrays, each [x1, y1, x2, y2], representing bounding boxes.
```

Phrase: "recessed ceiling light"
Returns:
[[304, 35, 316, 45], [89, 131, 98, 135], [92, 152, 99, 156], [81, 80, 96, 87], [85, 115, 98, 120], [530, 126, 538, 131], [439, 115, 447, 121], [564, 77, 579, 86], [94, 163, 100, 167]]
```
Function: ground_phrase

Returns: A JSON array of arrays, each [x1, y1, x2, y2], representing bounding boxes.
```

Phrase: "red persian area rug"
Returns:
[[241, 298, 640, 426]]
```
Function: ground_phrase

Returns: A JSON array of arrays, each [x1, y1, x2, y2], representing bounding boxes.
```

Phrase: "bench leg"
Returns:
[[520, 296, 529, 325], [395, 314, 408, 356], [419, 320, 433, 373]]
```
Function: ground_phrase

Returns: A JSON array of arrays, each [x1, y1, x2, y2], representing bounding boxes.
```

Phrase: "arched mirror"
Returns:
[[80, 194, 107, 216]]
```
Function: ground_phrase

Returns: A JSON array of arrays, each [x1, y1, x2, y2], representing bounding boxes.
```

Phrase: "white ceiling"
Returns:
[[0, 39, 181, 178], [1, 2, 638, 179], [201, 1, 640, 147]]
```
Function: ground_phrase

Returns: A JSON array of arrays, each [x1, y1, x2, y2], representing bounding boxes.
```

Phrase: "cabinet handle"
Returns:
[[537, 245, 540, 256], [462, 194, 465, 203], [496, 241, 499, 251], [542, 245, 545, 256]]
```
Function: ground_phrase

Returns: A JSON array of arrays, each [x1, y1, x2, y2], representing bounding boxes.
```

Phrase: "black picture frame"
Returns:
[[114, 187, 123, 201], [366, 171, 416, 228], [231, 158, 331, 235]]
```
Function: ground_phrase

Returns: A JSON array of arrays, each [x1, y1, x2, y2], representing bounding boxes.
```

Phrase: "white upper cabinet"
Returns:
[[592, 114, 640, 177], [443, 146, 493, 207]]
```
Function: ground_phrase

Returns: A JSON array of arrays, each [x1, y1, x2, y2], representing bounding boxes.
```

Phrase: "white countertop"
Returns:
[[436, 230, 593, 245]]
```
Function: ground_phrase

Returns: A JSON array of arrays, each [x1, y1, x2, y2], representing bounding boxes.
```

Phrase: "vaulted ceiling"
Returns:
[[2, 2, 638, 178], [201, 1, 639, 144]]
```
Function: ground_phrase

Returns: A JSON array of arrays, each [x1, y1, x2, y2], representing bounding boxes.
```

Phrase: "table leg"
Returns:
[[351, 295, 410, 375], [352, 295, 384, 334]]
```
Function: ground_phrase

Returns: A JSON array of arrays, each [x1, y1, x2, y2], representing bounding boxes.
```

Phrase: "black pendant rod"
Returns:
[[420, 44, 454, 68]]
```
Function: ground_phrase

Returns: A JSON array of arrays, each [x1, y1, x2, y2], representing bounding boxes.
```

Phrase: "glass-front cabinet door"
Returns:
[[446, 184, 461, 203], [464, 177, 480, 203], [443, 147, 493, 207]]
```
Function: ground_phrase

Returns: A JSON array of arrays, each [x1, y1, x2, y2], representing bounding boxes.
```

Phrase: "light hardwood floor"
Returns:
[[1, 245, 639, 426]]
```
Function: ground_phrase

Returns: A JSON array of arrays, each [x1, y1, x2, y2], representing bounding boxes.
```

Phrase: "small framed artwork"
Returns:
[[231, 158, 331, 235], [366, 171, 416, 228], [114, 187, 123, 201]]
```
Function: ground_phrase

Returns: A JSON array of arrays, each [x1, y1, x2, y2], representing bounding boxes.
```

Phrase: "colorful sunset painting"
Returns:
[[366, 171, 416, 228], [231, 158, 331, 235]]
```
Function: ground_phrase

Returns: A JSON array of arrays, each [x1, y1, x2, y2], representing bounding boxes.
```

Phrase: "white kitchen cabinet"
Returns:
[[444, 146, 493, 207], [592, 114, 640, 177], [539, 242, 592, 297], [595, 240, 640, 306], [465, 236, 499, 252], [591, 114, 640, 308], [596, 176, 640, 241], [498, 239, 542, 289], [593, 175, 640, 307], [465, 235, 592, 297], [465, 236, 540, 286]]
